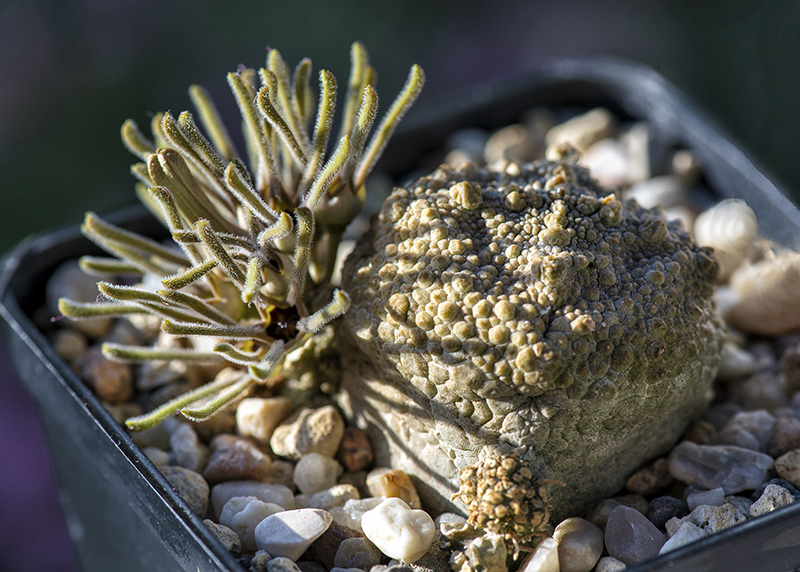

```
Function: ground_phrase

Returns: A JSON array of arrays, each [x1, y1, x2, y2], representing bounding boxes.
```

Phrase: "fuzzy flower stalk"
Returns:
[[58, 42, 424, 430]]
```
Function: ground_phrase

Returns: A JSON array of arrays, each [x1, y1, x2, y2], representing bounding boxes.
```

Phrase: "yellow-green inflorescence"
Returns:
[[58, 42, 424, 430]]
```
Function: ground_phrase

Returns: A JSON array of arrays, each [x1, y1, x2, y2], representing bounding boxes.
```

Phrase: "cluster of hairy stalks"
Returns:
[[58, 42, 424, 431]]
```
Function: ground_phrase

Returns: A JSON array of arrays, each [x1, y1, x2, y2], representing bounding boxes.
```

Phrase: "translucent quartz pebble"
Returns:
[[361, 498, 435, 562]]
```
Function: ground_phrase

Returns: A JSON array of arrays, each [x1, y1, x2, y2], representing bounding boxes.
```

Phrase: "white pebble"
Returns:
[[329, 496, 386, 533], [625, 175, 687, 210], [294, 452, 344, 494], [594, 556, 627, 572], [237, 397, 294, 446], [220, 496, 284, 552], [361, 497, 435, 563], [659, 522, 706, 554], [518, 537, 559, 572], [211, 481, 296, 519], [254, 509, 333, 561], [580, 139, 629, 188]]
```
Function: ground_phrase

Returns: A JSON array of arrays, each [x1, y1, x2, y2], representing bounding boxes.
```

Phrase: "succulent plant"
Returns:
[[58, 42, 424, 430]]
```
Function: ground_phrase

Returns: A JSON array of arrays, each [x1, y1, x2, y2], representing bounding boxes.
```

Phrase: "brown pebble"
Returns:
[[77, 346, 133, 402], [304, 520, 363, 570], [203, 434, 272, 484], [336, 427, 374, 472], [683, 420, 716, 444], [781, 346, 800, 393], [769, 416, 800, 458], [625, 458, 673, 495]]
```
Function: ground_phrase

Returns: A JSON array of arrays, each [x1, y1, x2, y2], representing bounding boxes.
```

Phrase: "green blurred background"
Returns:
[[1, 0, 799, 256]]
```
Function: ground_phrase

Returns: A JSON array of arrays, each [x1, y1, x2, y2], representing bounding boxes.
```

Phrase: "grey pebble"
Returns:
[[667, 441, 773, 494], [646, 496, 688, 529], [334, 537, 382, 570], [769, 416, 800, 458], [686, 487, 725, 511], [161, 466, 209, 516], [170, 423, 209, 473], [268, 557, 303, 572], [203, 519, 241, 556], [604, 506, 665, 566], [713, 410, 775, 452]]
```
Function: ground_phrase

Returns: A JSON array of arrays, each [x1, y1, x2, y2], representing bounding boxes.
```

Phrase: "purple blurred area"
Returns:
[[0, 340, 79, 571], [1, 1, 799, 570]]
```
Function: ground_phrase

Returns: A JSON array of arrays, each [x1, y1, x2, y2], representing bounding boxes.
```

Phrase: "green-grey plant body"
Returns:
[[58, 42, 424, 430]]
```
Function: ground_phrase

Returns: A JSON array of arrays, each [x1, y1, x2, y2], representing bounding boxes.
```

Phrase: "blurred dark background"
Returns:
[[1, 0, 798, 570]]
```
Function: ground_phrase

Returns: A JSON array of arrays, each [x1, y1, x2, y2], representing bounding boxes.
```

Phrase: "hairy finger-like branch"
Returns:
[[340, 41, 370, 143], [161, 319, 268, 341], [257, 211, 294, 247], [299, 70, 337, 196], [83, 212, 189, 266], [288, 207, 315, 306], [339, 85, 378, 186], [248, 339, 285, 381], [301, 135, 350, 211], [180, 374, 256, 421], [162, 259, 218, 290], [223, 160, 279, 224], [79, 256, 143, 277], [355, 64, 425, 189], [297, 289, 350, 333], [213, 342, 265, 366], [125, 373, 243, 431], [58, 299, 148, 319], [293, 58, 314, 130], [257, 83, 308, 168], [189, 84, 238, 161], [195, 219, 246, 286], [242, 257, 263, 304], [268, 49, 308, 151], [121, 119, 155, 160], [102, 343, 225, 363], [157, 289, 237, 325]]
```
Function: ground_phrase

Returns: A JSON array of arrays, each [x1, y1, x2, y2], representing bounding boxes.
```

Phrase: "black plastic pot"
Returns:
[[2, 58, 800, 572]]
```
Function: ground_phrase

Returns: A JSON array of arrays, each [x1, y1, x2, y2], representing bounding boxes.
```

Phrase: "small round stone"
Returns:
[[203, 434, 272, 484], [361, 498, 435, 563], [336, 427, 374, 472], [77, 346, 133, 403], [552, 517, 603, 572], [203, 519, 242, 556], [593, 556, 627, 572], [294, 452, 344, 494], [170, 423, 209, 474], [334, 537, 383, 570], [161, 466, 210, 516]]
